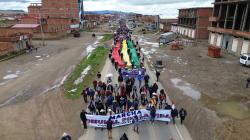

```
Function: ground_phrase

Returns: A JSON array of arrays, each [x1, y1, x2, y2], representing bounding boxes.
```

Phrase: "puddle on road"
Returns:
[[3, 74, 18, 80], [210, 101, 250, 119], [139, 36, 159, 48], [201, 94, 250, 120], [85, 36, 104, 58], [171, 78, 201, 100], [0, 82, 6, 86]]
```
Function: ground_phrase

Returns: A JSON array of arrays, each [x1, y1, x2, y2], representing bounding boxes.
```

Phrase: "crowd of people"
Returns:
[[79, 47, 187, 140], [73, 20, 188, 140]]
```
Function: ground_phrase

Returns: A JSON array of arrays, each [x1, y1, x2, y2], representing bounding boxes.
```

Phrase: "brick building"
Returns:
[[160, 19, 178, 32], [171, 7, 213, 39], [135, 14, 160, 29], [0, 27, 35, 55], [20, 0, 83, 36], [208, 0, 250, 55], [84, 14, 115, 29]]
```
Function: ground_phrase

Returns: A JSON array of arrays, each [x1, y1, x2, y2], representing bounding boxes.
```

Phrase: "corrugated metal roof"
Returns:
[[12, 24, 40, 29]]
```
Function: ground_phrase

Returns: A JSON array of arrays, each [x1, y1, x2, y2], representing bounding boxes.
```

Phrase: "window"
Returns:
[[241, 55, 247, 60]]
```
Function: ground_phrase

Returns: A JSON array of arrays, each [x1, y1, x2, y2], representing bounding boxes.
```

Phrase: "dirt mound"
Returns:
[[0, 88, 84, 140]]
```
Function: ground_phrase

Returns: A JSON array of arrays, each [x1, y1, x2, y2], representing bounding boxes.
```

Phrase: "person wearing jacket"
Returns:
[[107, 117, 113, 139], [171, 107, 178, 124], [179, 108, 187, 124], [80, 110, 87, 129]]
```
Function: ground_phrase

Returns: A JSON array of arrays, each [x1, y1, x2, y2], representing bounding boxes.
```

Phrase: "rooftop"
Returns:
[[178, 7, 213, 10], [12, 24, 40, 29]]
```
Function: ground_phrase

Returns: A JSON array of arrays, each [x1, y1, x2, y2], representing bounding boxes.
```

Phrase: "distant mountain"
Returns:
[[0, 10, 26, 14], [85, 10, 137, 15]]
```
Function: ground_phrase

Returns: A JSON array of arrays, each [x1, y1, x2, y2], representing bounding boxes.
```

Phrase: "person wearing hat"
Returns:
[[61, 133, 71, 140]]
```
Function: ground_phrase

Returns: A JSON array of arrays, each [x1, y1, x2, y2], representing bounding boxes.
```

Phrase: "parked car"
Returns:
[[240, 53, 250, 67]]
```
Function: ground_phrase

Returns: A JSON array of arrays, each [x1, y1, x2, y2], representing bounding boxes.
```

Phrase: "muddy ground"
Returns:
[[0, 32, 105, 139], [138, 33, 250, 140]]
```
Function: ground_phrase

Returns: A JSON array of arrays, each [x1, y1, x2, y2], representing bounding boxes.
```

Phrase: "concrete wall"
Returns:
[[208, 32, 250, 56], [172, 25, 196, 39]]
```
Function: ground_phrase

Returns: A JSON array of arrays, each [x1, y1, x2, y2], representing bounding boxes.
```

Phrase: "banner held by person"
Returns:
[[86, 109, 171, 128]]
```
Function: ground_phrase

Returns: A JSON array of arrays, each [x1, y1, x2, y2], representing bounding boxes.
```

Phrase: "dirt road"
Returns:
[[137, 33, 250, 140], [0, 32, 105, 139]]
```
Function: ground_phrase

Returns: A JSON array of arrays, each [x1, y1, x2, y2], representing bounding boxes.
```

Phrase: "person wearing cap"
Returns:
[[107, 108, 115, 116], [80, 109, 87, 129], [99, 109, 106, 115], [61, 133, 71, 140]]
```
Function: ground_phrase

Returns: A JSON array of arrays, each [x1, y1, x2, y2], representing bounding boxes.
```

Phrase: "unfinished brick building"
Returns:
[[171, 7, 213, 39], [20, 0, 83, 38], [208, 0, 250, 55], [160, 19, 178, 32]]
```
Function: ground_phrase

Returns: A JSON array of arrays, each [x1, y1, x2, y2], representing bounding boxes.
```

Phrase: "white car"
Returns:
[[240, 54, 250, 67]]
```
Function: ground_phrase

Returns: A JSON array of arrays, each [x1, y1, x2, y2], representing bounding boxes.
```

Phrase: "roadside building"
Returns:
[[160, 19, 178, 32], [17, 0, 84, 39], [0, 27, 35, 55], [171, 7, 213, 40], [208, 0, 250, 55], [135, 14, 160, 30]]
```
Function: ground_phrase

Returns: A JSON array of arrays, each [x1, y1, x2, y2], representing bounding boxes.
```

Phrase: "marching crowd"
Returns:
[[61, 21, 187, 140], [78, 61, 187, 139]]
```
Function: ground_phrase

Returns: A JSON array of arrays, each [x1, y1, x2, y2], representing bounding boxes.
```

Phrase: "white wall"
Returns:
[[231, 38, 239, 52], [241, 40, 250, 54], [210, 33, 215, 45], [216, 35, 222, 47], [192, 30, 195, 39]]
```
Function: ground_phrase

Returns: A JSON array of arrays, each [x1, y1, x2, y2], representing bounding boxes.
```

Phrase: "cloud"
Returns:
[[83, 0, 213, 18], [0, 0, 213, 18]]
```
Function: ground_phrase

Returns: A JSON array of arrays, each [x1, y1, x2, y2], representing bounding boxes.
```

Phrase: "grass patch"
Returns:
[[81, 28, 93, 32], [64, 46, 109, 99], [101, 34, 114, 42]]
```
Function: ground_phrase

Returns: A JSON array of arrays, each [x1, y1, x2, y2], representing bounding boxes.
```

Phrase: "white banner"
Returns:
[[86, 109, 171, 128]]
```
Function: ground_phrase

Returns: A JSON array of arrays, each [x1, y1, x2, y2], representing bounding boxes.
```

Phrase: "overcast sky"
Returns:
[[0, 0, 213, 18]]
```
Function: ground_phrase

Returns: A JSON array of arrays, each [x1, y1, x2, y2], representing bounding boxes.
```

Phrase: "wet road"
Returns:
[[0, 33, 98, 107]]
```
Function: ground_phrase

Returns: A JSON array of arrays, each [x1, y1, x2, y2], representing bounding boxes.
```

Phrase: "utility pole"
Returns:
[[38, 6, 45, 46]]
